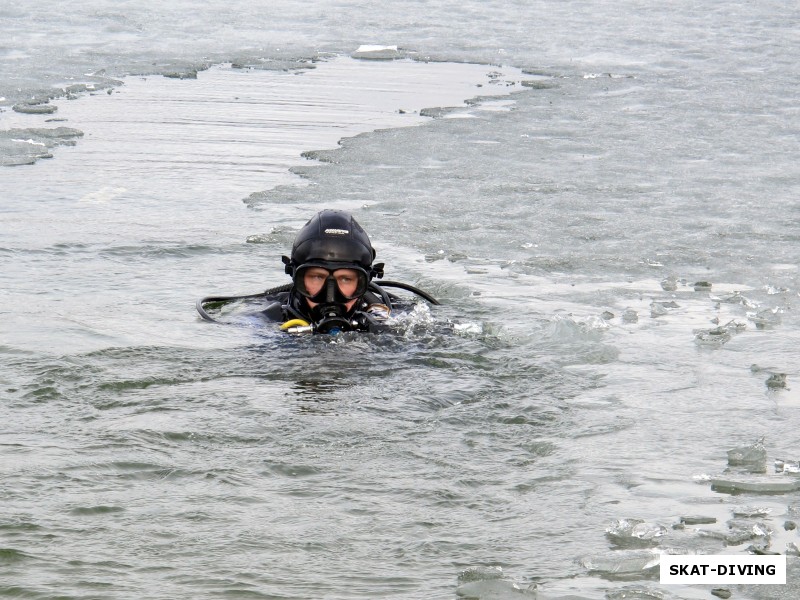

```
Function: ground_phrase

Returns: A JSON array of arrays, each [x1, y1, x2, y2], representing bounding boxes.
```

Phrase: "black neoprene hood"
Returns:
[[289, 210, 376, 270]]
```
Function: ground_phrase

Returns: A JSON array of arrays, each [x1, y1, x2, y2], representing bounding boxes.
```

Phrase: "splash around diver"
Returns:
[[196, 210, 440, 334]]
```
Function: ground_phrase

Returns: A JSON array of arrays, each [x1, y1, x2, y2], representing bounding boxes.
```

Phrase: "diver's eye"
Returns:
[[336, 275, 354, 285], [306, 273, 327, 283]]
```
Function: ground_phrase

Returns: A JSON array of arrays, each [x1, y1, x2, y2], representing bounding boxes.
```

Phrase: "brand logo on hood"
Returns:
[[324, 228, 350, 235]]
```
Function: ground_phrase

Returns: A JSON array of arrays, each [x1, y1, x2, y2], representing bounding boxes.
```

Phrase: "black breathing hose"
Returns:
[[196, 281, 439, 323]]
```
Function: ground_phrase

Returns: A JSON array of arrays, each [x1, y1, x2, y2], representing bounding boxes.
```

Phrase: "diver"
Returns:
[[197, 209, 439, 334]]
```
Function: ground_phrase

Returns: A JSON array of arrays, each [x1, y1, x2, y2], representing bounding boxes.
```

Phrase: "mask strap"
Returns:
[[282, 255, 293, 275]]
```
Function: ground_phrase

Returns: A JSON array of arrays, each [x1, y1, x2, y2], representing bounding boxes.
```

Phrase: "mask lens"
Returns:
[[294, 265, 368, 300]]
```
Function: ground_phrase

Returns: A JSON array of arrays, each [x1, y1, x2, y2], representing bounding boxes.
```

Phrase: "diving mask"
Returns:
[[293, 264, 369, 303]]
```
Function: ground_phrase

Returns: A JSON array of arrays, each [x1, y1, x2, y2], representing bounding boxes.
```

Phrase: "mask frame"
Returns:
[[293, 264, 370, 302]]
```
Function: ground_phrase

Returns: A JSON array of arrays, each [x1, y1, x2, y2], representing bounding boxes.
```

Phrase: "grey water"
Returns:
[[2, 1, 800, 599]]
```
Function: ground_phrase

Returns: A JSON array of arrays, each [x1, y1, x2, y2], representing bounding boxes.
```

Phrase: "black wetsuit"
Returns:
[[260, 286, 396, 333]]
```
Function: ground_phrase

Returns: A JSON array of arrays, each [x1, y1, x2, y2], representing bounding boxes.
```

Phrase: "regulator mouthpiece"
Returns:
[[311, 303, 354, 335]]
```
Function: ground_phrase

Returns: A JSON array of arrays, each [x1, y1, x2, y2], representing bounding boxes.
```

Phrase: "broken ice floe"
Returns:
[[693, 281, 712, 292], [748, 307, 782, 329], [660, 276, 678, 292], [455, 566, 537, 598], [775, 459, 800, 474], [606, 519, 667, 548], [580, 549, 661, 579], [711, 291, 758, 309], [710, 441, 800, 494], [0, 126, 84, 166], [352, 45, 402, 60], [649, 300, 679, 318], [606, 585, 681, 600], [679, 515, 716, 525], [693, 319, 747, 347], [732, 506, 772, 518], [727, 439, 767, 471], [711, 477, 800, 494]]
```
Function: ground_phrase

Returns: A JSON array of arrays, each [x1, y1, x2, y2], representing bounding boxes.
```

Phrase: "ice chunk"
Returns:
[[727, 439, 767, 471], [679, 515, 716, 525], [12, 102, 57, 114], [775, 459, 800, 473], [765, 373, 787, 389], [711, 291, 757, 308], [352, 45, 401, 60], [711, 477, 800, 494], [693, 281, 712, 292], [606, 586, 677, 599], [732, 506, 772, 517], [694, 326, 731, 346], [455, 579, 538, 599], [748, 307, 781, 329], [660, 276, 678, 291], [458, 566, 504, 583], [649, 300, 678, 318], [456, 567, 537, 599], [606, 519, 667, 547], [621, 308, 638, 323], [580, 549, 661, 578]]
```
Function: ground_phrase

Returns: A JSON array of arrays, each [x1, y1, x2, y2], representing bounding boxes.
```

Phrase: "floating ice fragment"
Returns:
[[712, 291, 758, 308], [649, 302, 668, 317], [455, 579, 538, 598], [649, 300, 679, 318], [774, 459, 800, 473], [679, 515, 716, 525], [711, 477, 800, 494], [580, 549, 661, 578], [748, 307, 781, 329], [694, 320, 746, 347], [694, 327, 730, 346], [520, 80, 557, 89], [606, 519, 667, 547], [583, 72, 635, 79], [13, 103, 57, 114], [727, 439, 766, 470], [456, 567, 537, 599], [732, 506, 772, 517], [458, 566, 504, 583], [693, 281, 712, 292], [606, 585, 677, 600], [621, 308, 638, 323], [11, 138, 47, 147], [660, 276, 678, 291], [352, 45, 401, 60], [764, 285, 788, 295], [747, 542, 780, 555], [765, 373, 787, 389]]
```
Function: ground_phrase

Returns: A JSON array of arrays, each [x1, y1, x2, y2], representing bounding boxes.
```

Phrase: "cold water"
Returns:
[[1, 1, 799, 599]]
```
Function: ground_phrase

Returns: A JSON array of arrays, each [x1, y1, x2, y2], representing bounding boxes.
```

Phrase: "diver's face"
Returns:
[[303, 267, 359, 311]]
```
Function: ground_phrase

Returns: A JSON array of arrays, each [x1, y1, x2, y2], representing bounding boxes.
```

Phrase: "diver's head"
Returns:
[[282, 210, 384, 331]]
